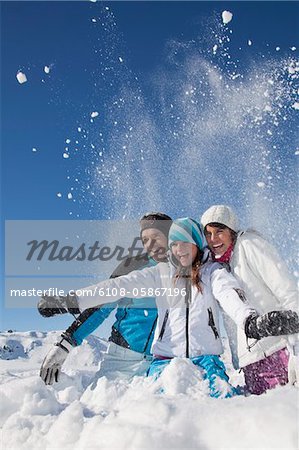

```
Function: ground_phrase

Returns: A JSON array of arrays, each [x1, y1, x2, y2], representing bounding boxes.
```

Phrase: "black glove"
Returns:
[[245, 310, 299, 340], [38, 293, 80, 318]]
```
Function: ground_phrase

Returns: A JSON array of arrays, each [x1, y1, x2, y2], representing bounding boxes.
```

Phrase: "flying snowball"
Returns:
[[222, 11, 233, 25], [257, 182, 265, 188], [44, 66, 50, 74], [16, 71, 27, 84], [91, 111, 99, 118]]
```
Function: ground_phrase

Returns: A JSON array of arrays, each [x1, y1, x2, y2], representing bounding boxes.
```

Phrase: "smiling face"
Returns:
[[141, 228, 168, 262], [171, 241, 198, 267], [204, 224, 233, 257]]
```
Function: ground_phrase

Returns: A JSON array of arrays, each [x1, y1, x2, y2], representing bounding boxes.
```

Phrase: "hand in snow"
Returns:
[[40, 339, 72, 385]]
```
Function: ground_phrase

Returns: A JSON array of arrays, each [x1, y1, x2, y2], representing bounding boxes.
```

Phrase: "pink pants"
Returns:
[[243, 348, 289, 395]]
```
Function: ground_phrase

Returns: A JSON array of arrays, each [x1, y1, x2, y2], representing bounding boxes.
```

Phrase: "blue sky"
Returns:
[[1, 1, 298, 333]]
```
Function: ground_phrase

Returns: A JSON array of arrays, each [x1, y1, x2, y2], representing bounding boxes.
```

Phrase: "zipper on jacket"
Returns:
[[143, 314, 158, 353], [158, 310, 169, 341], [185, 280, 192, 358], [207, 307, 219, 339]]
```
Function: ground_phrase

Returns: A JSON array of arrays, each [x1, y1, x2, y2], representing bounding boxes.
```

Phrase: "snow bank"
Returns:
[[0, 331, 298, 449]]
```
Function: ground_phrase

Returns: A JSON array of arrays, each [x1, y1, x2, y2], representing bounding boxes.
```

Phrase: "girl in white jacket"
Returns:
[[201, 205, 298, 395], [40, 218, 299, 398]]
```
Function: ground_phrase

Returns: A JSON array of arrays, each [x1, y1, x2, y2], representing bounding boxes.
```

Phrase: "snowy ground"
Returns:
[[1, 330, 298, 449]]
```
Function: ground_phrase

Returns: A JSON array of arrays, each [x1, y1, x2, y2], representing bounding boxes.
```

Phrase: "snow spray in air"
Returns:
[[78, 6, 299, 270]]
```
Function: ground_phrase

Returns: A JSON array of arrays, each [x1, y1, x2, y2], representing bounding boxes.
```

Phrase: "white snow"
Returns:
[[276, 47, 280, 51], [292, 102, 299, 110], [248, 40, 252, 46], [257, 181, 266, 188], [63, 153, 70, 159], [212, 44, 218, 54], [90, 111, 99, 118], [119, 57, 124, 63], [0, 331, 298, 450], [44, 66, 50, 74], [16, 71, 27, 84], [57, 193, 62, 198], [290, 46, 296, 51], [67, 193, 73, 199], [32, 148, 37, 152], [222, 11, 233, 25], [66, 139, 71, 144]]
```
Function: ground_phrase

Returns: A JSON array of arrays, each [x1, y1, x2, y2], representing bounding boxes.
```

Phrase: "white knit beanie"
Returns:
[[200, 205, 239, 232]]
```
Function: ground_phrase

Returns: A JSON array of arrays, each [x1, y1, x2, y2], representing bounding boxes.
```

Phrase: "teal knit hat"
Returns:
[[168, 218, 206, 250]]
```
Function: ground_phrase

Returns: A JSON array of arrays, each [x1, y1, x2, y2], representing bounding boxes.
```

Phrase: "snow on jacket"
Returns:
[[222, 229, 298, 368], [76, 260, 255, 359]]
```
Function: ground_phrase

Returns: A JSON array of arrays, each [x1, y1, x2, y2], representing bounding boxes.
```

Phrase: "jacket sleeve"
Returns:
[[64, 305, 115, 345], [241, 234, 298, 312], [76, 265, 161, 310], [62, 255, 149, 345], [211, 265, 256, 328]]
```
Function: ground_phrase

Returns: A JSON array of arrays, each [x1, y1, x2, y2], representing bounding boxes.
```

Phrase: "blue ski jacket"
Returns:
[[64, 254, 158, 355]]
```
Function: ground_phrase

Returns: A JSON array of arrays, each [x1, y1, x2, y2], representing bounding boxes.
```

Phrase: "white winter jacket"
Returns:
[[223, 230, 298, 368], [76, 260, 255, 359]]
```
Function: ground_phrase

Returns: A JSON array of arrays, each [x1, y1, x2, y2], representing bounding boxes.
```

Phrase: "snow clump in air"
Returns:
[[16, 71, 27, 84], [91, 112, 99, 118], [222, 11, 233, 25], [292, 102, 299, 110], [257, 182, 265, 188], [44, 66, 50, 74]]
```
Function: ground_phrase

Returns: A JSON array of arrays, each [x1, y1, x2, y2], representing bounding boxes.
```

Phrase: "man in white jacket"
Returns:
[[201, 204, 299, 394]]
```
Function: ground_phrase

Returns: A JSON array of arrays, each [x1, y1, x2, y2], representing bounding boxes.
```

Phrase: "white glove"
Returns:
[[40, 338, 73, 385], [287, 337, 299, 387]]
